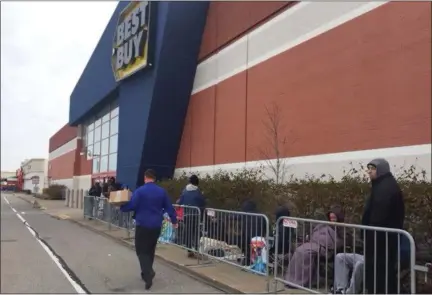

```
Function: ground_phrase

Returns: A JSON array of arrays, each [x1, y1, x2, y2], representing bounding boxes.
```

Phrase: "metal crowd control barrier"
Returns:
[[79, 198, 427, 294], [201, 208, 271, 290], [173, 205, 201, 251], [83, 195, 135, 237], [273, 216, 416, 294], [157, 205, 202, 263], [110, 205, 133, 230], [83, 195, 94, 218]]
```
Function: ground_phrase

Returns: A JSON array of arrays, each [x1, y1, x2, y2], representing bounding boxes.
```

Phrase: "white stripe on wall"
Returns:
[[49, 138, 78, 161], [175, 144, 432, 181], [192, 2, 387, 94], [74, 175, 92, 191], [50, 175, 91, 191], [50, 178, 74, 190]]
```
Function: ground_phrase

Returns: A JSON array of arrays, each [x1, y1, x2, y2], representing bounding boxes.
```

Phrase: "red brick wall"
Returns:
[[198, 1, 294, 61], [177, 2, 431, 168], [49, 124, 77, 153]]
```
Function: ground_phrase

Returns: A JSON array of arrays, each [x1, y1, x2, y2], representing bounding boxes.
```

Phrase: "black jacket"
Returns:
[[362, 158, 405, 294], [362, 175, 404, 229], [89, 185, 102, 197]]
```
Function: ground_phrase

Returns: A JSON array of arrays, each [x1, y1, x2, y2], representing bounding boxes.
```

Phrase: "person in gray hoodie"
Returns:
[[178, 175, 206, 257], [362, 158, 405, 294]]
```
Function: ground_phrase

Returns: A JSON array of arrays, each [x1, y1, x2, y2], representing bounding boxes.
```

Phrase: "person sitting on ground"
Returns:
[[332, 233, 412, 294], [268, 205, 294, 274], [285, 205, 345, 288], [177, 175, 206, 257]]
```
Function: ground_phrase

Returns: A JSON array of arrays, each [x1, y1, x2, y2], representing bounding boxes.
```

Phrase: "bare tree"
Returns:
[[258, 101, 296, 184]]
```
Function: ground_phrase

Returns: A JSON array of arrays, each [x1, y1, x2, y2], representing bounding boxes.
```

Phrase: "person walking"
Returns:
[[119, 169, 177, 290], [362, 158, 405, 294]]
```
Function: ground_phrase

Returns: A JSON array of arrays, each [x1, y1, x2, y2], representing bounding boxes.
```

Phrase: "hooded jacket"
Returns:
[[178, 184, 206, 216], [362, 158, 405, 229], [328, 205, 345, 223], [89, 183, 102, 197], [362, 158, 405, 294]]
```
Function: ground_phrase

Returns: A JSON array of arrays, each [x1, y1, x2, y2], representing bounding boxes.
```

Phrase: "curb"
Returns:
[[66, 218, 243, 294], [17, 195, 34, 205]]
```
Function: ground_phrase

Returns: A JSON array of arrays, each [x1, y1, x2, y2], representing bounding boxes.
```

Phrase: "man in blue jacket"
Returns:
[[119, 169, 177, 290]]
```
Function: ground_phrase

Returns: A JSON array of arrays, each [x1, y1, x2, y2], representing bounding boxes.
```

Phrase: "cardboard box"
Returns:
[[109, 189, 132, 204]]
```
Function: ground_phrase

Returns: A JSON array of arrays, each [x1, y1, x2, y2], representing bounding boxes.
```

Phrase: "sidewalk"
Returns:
[[14, 193, 302, 294]]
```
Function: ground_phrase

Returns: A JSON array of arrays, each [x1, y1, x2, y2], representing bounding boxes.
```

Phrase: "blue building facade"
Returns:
[[69, 1, 209, 189]]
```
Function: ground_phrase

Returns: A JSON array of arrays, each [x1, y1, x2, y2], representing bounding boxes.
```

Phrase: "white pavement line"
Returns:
[[2, 196, 88, 294]]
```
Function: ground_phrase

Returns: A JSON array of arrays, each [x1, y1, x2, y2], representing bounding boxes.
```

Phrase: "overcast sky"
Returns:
[[1, 1, 118, 171]]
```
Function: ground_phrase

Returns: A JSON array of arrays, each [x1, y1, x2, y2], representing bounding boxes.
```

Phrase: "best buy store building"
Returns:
[[47, 1, 431, 191]]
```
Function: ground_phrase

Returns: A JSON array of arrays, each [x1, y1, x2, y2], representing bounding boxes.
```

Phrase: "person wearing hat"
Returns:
[[178, 174, 206, 257], [362, 158, 405, 294]]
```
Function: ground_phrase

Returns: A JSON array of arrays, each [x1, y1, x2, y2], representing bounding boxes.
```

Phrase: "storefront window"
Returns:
[[93, 142, 101, 158], [83, 99, 119, 172], [95, 117, 102, 127], [94, 126, 101, 143], [110, 116, 118, 135], [102, 113, 110, 123], [108, 153, 117, 171], [100, 156, 108, 172], [87, 145, 94, 160], [111, 102, 119, 118], [101, 138, 109, 156], [92, 157, 100, 173], [87, 131, 94, 146], [109, 134, 118, 154], [101, 122, 110, 139]]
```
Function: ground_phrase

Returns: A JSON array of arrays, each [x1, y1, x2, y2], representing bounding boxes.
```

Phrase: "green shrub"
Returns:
[[42, 184, 66, 200], [159, 164, 432, 264]]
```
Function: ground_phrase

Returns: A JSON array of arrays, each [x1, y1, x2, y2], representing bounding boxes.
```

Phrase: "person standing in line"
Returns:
[[89, 181, 102, 197], [362, 158, 405, 294], [102, 180, 109, 198], [87, 181, 102, 219], [119, 169, 177, 290], [177, 175, 206, 257]]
